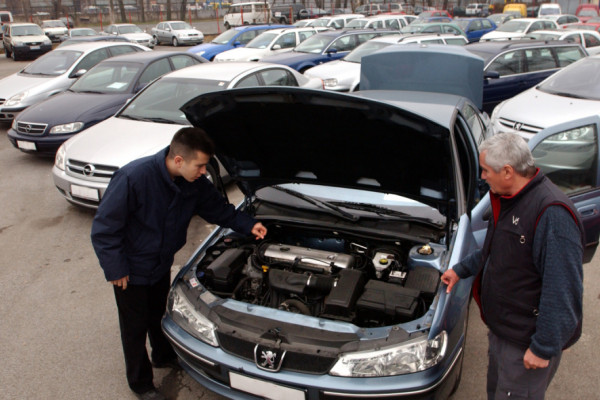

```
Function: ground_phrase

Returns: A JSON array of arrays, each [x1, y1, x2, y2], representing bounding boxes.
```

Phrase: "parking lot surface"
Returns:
[[0, 47, 598, 400]]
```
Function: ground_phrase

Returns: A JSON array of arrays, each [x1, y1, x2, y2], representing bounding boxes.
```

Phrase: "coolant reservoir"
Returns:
[[407, 243, 446, 271]]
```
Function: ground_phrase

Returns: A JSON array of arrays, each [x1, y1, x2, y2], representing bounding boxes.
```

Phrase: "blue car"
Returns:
[[454, 17, 497, 42], [162, 45, 600, 399], [7, 51, 204, 155], [187, 24, 290, 61], [466, 40, 588, 113], [261, 29, 395, 72]]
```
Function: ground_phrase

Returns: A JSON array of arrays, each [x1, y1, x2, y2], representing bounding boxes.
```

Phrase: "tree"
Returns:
[[167, 0, 172, 20]]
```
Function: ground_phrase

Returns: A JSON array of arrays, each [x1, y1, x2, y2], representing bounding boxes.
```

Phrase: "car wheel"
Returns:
[[4, 46, 10, 58], [172, 36, 178, 47], [224, 22, 231, 30], [152, 35, 158, 45], [11, 50, 17, 61]]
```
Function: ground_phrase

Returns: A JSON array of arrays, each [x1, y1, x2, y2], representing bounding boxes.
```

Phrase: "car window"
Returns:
[[564, 33, 582, 44], [543, 20, 557, 29], [274, 32, 296, 49], [235, 73, 261, 87], [525, 47, 557, 71], [445, 37, 468, 45], [157, 23, 164, 30], [554, 45, 586, 67], [423, 25, 442, 33], [386, 20, 400, 29], [138, 58, 172, 87], [259, 68, 298, 86], [109, 45, 142, 56], [488, 50, 525, 75], [238, 30, 260, 44], [471, 20, 482, 31], [170, 54, 200, 69], [444, 25, 462, 34], [528, 21, 544, 32], [74, 48, 110, 72], [298, 31, 315, 42], [584, 33, 600, 47], [70, 63, 141, 93], [423, 38, 444, 44], [331, 19, 344, 29], [532, 125, 598, 195], [331, 35, 357, 52], [482, 19, 493, 29], [462, 103, 485, 145]]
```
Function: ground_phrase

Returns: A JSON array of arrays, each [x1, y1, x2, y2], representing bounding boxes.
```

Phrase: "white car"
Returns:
[[293, 18, 316, 27], [345, 15, 417, 30], [491, 55, 600, 140], [214, 27, 321, 62], [102, 23, 155, 48], [310, 14, 364, 29], [52, 62, 323, 208], [151, 20, 204, 46], [0, 41, 149, 122], [526, 29, 600, 55], [304, 33, 467, 92], [480, 18, 559, 41], [41, 19, 68, 42]]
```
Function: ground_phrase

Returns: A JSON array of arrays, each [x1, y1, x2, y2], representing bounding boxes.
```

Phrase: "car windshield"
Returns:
[[311, 18, 332, 27], [527, 32, 561, 40], [12, 25, 44, 36], [537, 57, 600, 100], [401, 24, 427, 33], [71, 28, 97, 37], [170, 22, 192, 30], [118, 25, 143, 34], [497, 20, 530, 32], [346, 19, 367, 28], [211, 28, 241, 44], [246, 32, 278, 48], [579, 9, 599, 17], [69, 62, 142, 93], [540, 7, 560, 16], [21, 50, 83, 76], [294, 34, 333, 53], [119, 77, 227, 124], [43, 20, 65, 27], [344, 40, 392, 63]]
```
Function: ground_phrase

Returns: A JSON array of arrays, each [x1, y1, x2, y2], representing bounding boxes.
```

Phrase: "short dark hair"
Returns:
[[168, 127, 215, 160]]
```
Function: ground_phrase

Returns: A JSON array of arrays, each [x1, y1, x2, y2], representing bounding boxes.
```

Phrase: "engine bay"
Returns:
[[195, 224, 444, 328]]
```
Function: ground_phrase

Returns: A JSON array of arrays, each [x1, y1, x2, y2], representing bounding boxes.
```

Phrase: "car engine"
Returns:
[[195, 225, 443, 327]]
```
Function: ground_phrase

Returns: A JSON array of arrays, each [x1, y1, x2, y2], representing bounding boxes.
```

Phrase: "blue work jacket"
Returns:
[[91, 147, 257, 285]]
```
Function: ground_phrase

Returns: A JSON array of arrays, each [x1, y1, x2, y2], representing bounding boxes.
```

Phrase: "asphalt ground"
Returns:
[[0, 46, 598, 400]]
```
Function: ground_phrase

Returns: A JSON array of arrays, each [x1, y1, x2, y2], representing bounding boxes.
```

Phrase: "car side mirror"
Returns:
[[272, 44, 281, 50], [326, 48, 338, 55], [69, 69, 87, 78], [484, 70, 500, 79], [233, 41, 241, 47], [166, 27, 171, 31]]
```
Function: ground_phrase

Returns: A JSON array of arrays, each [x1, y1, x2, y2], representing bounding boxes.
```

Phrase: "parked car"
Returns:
[[0, 41, 150, 122], [304, 33, 467, 92], [525, 29, 600, 55], [480, 18, 559, 41], [214, 27, 321, 62], [60, 16, 74, 29], [151, 21, 204, 46], [160, 44, 600, 400], [488, 13, 519, 26], [223, 2, 271, 29], [102, 23, 155, 48], [465, 3, 490, 17], [298, 8, 330, 19], [564, 22, 600, 33], [401, 22, 467, 37], [454, 17, 497, 42], [414, 9, 452, 22], [538, 3, 561, 18], [59, 27, 98, 42], [543, 14, 581, 28], [310, 14, 364, 29], [58, 35, 130, 48], [345, 15, 415, 30], [41, 19, 68, 42], [7, 51, 204, 156], [271, 3, 305, 24], [465, 40, 587, 113], [52, 62, 323, 208], [187, 24, 290, 61], [292, 18, 317, 27], [261, 29, 396, 72], [491, 54, 600, 140], [503, 2, 527, 17], [2, 23, 52, 61], [575, 4, 599, 23]]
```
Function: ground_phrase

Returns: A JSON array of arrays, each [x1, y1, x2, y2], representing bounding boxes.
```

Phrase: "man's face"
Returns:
[[480, 151, 509, 195], [178, 150, 210, 182]]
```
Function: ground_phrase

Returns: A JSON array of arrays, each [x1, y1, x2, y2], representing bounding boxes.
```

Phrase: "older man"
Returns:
[[441, 132, 583, 400]]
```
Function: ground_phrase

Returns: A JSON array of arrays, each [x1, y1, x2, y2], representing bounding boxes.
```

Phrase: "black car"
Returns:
[[271, 3, 305, 24], [7, 51, 205, 156]]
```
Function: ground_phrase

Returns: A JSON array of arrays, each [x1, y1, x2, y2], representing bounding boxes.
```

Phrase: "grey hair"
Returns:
[[480, 132, 536, 177]]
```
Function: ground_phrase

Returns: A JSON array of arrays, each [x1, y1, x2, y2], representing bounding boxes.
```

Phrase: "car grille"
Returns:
[[0, 98, 5, 106], [16, 121, 47, 136], [67, 159, 119, 180], [217, 332, 337, 374], [497, 117, 543, 134], [24, 41, 43, 46]]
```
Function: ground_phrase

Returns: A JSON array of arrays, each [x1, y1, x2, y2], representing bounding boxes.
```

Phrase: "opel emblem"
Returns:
[[83, 164, 96, 176], [513, 122, 523, 131], [24, 124, 32, 133], [254, 344, 286, 372]]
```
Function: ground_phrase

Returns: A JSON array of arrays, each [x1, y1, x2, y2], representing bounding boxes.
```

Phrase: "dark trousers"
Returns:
[[113, 272, 177, 394], [487, 331, 561, 400]]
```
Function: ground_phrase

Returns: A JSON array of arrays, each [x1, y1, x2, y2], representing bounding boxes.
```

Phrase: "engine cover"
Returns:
[[262, 243, 354, 273]]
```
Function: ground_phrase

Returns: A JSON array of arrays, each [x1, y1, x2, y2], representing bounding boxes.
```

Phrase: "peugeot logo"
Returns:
[[254, 344, 286, 372], [513, 122, 523, 131], [82, 164, 96, 176]]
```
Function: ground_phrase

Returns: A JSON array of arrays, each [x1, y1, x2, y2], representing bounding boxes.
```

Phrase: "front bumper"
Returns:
[[12, 43, 52, 58], [52, 165, 108, 208], [162, 314, 463, 400], [7, 127, 69, 156]]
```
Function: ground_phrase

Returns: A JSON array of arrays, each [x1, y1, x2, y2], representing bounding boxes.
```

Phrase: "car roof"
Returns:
[[101, 50, 201, 64], [10, 23, 39, 27], [53, 41, 145, 52], [465, 39, 578, 62], [162, 61, 288, 81], [233, 24, 291, 32]]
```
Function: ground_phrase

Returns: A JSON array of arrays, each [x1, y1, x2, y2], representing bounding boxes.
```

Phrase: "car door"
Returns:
[[583, 32, 600, 55], [527, 115, 600, 263], [156, 22, 166, 43], [483, 49, 526, 112]]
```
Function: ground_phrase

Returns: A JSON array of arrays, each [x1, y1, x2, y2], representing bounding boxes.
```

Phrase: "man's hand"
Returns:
[[110, 276, 130, 290], [523, 348, 549, 369], [441, 269, 460, 293], [251, 222, 267, 240]]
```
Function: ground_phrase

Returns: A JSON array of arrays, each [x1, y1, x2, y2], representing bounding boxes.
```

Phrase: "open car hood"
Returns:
[[181, 88, 456, 212]]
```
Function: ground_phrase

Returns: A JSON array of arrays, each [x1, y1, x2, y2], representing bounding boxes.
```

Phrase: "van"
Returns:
[[538, 3, 561, 18], [224, 2, 271, 29], [0, 11, 13, 24], [503, 3, 527, 17], [466, 3, 489, 17]]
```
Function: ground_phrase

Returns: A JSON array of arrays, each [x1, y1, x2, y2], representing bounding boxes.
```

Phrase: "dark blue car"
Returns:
[[453, 17, 497, 42], [7, 51, 204, 155], [261, 29, 396, 72], [187, 24, 290, 60], [465, 40, 588, 113]]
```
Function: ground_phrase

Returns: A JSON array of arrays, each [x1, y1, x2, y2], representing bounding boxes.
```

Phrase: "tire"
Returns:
[[11, 49, 17, 61], [4, 46, 10, 58], [224, 22, 231, 30], [152, 35, 158, 45], [172, 36, 178, 47]]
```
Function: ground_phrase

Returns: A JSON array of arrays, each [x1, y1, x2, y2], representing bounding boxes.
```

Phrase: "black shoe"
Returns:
[[152, 358, 181, 370], [136, 388, 166, 400]]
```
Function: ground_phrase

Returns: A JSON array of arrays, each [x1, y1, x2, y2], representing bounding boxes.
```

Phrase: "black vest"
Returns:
[[480, 171, 583, 349]]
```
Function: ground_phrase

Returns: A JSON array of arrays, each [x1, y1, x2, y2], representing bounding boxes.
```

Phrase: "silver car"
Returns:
[[151, 20, 204, 46], [52, 62, 324, 208], [102, 24, 155, 48], [0, 41, 150, 121]]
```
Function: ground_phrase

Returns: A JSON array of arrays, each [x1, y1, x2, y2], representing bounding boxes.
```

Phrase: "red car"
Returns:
[[565, 22, 600, 32], [575, 4, 599, 23], [417, 9, 452, 19]]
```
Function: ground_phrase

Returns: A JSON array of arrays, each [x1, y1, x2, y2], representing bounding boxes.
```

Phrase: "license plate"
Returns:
[[229, 372, 305, 400], [71, 185, 99, 201], [17, 140, 36, 150], [30, 45, 40, 50]]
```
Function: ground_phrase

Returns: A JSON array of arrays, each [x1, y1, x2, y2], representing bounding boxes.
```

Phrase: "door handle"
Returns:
[[578, 204, 598, 217]]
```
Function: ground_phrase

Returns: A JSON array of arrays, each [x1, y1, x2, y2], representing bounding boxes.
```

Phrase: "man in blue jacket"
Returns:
[[91, 127, 267, 400]]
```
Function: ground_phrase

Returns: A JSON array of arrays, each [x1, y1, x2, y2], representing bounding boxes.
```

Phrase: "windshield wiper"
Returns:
[[546, 91, 587, 99], [76, 90, 104, 94], [329, 201, 444, 228], [139, 117, 179, 124], [271, 186, 359, 222]]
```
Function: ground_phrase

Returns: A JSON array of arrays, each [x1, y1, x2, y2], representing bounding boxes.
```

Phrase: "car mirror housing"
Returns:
[[484, 70, 500, 79], [327, 48, 338, 55], [272, 44, 281, 50], [70, 69, 87, 79], [233, 41, 241, 47]]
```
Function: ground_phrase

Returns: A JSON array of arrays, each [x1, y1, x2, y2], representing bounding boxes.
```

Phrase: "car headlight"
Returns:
[[50, 122, 84, 134], [168, 284, 219, 347], [329, 331, 448, 377], [55, 144, 66, 171], [12, 39, 22, 46], [5, 91, 29, 107], [323, 78, 338, 88], [43, 38, 52, 45], [550, 124, 595, 142]]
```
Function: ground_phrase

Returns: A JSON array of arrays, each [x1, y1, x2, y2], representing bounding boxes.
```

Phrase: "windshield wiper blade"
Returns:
[[271, 186, 359, 222], [329, 201, 444, 228], [549, 91, 587, 99], [140, 117, 179, 124]]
